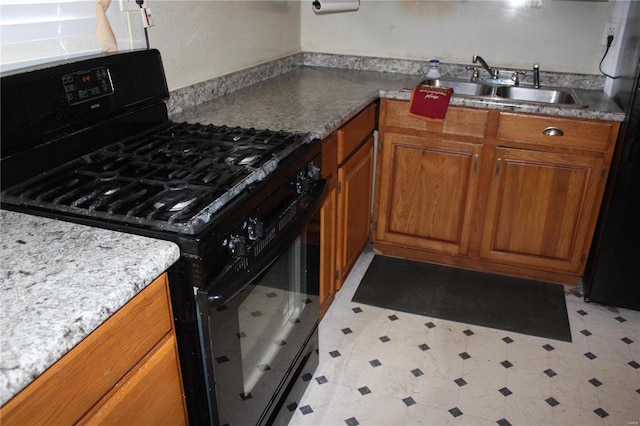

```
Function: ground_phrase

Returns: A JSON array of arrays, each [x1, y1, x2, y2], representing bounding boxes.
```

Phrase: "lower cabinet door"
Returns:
[[337, 136, 374, 286], [320, 174, 338, 318], [79, 334, 187, 425], [375, 132, 482, 256], [479, 147, 604, 274]]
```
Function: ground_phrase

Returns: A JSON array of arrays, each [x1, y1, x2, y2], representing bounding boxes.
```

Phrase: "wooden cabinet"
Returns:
[[337, 135, 374, 281], [319, 103, 376, 317], [319, 173, 338, 316], [0, 273, 188, 425], [376, 132, 481, 256], [374, 99, 620, 285], [479, 147, 605, 273]]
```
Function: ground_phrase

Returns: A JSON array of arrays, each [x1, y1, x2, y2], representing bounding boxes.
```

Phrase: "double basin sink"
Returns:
[[420, 77, 585, 107]]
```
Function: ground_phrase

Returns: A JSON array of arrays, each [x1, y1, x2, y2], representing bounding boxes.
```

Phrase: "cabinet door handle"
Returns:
[[472, 153, 479, 177], [542, 126, 564, 136], [494, 158, 502, 181]]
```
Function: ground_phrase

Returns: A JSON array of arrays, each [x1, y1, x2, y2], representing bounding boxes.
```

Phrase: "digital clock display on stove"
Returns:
[[62, 66, 114, 105]]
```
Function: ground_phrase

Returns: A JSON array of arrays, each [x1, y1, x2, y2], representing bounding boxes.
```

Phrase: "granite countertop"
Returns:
[[171, 65, 625, 136], [0, 210, 180, 406]]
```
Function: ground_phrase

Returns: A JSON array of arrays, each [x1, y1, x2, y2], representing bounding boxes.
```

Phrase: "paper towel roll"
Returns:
[[312, 0, 360, 14]]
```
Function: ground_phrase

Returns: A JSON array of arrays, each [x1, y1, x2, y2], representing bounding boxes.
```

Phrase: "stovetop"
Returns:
[[1, 121, 313, 235]]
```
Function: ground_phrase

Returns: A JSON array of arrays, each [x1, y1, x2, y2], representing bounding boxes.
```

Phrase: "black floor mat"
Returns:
[[352, 255, 572, 342]]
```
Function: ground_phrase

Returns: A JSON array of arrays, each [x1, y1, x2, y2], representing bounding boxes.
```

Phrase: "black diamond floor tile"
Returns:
[[594, 408, 609, 418], [403, 396, 416, 406], [499, 387, 513, 396], [448, 407, 463, 417], [545, 397, 559, 407], [358, 386, 371, 395]]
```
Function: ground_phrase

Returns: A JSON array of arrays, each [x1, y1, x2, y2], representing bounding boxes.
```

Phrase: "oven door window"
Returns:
[[201, 228, 319, 426]]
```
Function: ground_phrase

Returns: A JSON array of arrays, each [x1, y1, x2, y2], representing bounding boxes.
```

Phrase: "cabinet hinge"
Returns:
[[337, 181, 342, 193], [334, 270, 340, 281], [601, 167, 607, 179], [581, 254, 587, 264]]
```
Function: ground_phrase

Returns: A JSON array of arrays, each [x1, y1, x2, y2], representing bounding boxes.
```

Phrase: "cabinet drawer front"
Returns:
[[382, 99, 488, 138], [80, 334, 187, 426], [497, 112, 615, 151], [322, 132, 338, 178], [0, 274, 173, 425], [338, 103, 376, 164]]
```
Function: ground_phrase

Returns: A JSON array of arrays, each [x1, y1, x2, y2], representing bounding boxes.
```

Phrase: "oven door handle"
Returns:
[[203, 180, 327, 307]]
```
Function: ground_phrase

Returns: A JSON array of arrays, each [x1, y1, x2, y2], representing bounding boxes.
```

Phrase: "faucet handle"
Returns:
[[511, 71, 526, 86], [465, 66, 480, 81]]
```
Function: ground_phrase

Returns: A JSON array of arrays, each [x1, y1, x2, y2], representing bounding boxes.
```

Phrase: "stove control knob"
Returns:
[[247, 217, 265, 240], [308, 163, 321, 181], [295, 170, 310, 194], [226, 234, 248, 257]]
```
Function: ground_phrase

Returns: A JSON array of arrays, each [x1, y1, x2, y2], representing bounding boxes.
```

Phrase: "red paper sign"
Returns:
[[408, 84, 453, 123]]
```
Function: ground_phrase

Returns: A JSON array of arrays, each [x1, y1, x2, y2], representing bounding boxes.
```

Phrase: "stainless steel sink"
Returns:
[[420, 78, 493, 97], [495, 86, 579, 105], [417, 77, 585, 107]]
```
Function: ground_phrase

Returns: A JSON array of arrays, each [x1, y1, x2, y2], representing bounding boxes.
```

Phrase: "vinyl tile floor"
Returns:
[[288, 246, 640, 426]]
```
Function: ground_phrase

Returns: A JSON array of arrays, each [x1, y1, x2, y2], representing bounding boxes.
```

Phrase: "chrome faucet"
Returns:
[[473, 55, 499, 79], [533, 62, 540, 88]]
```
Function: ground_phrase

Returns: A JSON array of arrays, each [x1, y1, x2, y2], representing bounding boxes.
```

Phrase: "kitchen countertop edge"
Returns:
[[0, 210, 181, 407]]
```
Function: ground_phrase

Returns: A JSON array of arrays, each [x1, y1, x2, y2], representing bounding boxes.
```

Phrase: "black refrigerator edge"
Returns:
[[584, 57, 640, 311]]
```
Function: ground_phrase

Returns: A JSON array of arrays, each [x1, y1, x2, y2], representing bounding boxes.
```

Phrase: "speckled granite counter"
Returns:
[[171, 65, 625, 137], [171, 66, 416, 139], [0, 210, 180, 406]]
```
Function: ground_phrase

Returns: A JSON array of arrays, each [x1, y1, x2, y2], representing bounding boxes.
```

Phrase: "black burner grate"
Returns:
[[1, 122, 311, 233]]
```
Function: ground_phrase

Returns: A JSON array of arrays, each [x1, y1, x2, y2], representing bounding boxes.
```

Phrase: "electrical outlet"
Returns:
[[602, 23, 619, 47]]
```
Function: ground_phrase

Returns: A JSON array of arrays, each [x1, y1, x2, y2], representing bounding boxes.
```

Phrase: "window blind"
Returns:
[[0, 0, 144, 73]]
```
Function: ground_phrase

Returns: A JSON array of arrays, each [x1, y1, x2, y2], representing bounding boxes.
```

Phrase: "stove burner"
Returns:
[[95, 171, 119, 182]]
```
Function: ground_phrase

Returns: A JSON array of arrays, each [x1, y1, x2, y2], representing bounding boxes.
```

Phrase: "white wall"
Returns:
[[147, 1, 302, 90], [301, 0, 614, 75]]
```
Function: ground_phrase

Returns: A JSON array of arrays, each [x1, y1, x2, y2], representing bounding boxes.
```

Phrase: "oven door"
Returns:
[[196, 181, 324, 426]]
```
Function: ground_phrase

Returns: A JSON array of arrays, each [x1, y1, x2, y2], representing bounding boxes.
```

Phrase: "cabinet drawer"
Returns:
[[338, 103, 376, 164], [79, 334, 187, 426], [497, 112, 615, 152], [0, 274, 173, 425], [382, 99, 488, 138], [322, 132, 338, 178]]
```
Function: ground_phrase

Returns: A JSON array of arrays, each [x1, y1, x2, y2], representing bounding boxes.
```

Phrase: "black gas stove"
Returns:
[[1, 49, 324, 426]]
